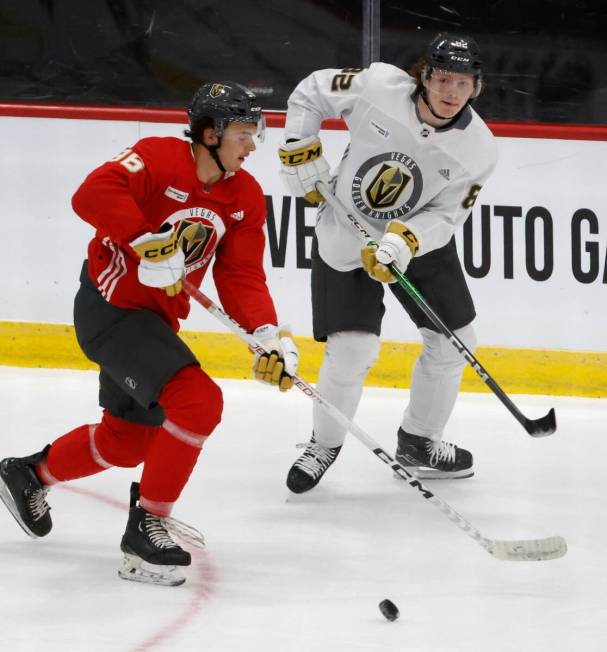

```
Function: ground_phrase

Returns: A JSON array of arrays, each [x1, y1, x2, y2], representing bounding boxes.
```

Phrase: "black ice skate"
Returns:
[[395, 428, 474, 479], [286, 434, 342, 494], [119, 482, 204, 587], [0, 446, 52, 538]]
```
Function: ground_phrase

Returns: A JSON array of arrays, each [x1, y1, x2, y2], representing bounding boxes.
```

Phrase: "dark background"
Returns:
[[1, 0, 605, 123]]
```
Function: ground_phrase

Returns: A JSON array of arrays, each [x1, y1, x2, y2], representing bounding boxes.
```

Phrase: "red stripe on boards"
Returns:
[[1, 102, 606, 140]]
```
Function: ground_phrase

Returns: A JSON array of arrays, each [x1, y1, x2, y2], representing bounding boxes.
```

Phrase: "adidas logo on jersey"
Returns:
[[438, 168, 451, 181], [230, 210, 245, 221]]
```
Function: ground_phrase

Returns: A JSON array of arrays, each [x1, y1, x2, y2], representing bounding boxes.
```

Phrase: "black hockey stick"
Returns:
[[316, 180, 557, 438], [183, 279, 566, 561]]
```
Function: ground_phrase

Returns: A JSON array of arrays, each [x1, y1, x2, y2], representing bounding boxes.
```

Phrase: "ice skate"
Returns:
[[118, 482, 204, 587], [0, 446, 52, 538], [395, 428, 474, 479], [286, 434, 342, 494]]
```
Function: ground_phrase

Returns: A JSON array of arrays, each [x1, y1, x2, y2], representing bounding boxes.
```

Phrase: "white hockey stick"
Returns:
[[315, 180, 557, 438], [183, 279, 566, 562]]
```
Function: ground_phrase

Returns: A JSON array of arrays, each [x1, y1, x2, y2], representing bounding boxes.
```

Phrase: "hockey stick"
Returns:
[[182, 279, 566, 562], [316, 180, 557, 438]]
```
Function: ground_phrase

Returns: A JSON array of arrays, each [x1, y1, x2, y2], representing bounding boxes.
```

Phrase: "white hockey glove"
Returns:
[[130, 227, 185, 297], [252, 323, 299, 392], [278, 136, 331, 204], [361, 221, 419, 283]]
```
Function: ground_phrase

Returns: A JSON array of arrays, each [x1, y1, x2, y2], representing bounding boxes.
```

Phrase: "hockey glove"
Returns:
[[252, 324, 299, 392], [130, 226, 185, 297], [361, 221, 419, 283], [278, 136, 331, 204]]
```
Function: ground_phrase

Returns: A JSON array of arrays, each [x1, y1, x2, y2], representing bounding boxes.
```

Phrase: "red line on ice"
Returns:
[[59, 483, 215, 651]]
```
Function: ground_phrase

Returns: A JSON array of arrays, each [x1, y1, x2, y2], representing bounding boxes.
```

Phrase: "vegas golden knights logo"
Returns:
[[176, 220, 212, 264], [365, 163, 411, 209], [209, 83, 226, 98]]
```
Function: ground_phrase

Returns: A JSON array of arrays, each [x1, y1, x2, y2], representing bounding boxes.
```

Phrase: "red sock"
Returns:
[[139, 365, 223, 516], [40, 413, 159, 484], [39, 424, 105, 484], [94, 413, 158, 467]]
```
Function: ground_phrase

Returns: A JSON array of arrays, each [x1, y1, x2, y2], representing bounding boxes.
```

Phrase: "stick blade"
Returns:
[[491, 536, 567, 561], [524, 407, 557, 437]]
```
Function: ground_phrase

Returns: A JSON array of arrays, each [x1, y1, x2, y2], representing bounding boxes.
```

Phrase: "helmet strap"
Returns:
[[206, 141, 226, 173], [199, 126, 226, 174], [420, 88, 453, 122]]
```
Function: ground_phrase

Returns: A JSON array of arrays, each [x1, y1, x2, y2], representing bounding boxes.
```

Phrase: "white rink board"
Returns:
[[1, 115, 605, 352]]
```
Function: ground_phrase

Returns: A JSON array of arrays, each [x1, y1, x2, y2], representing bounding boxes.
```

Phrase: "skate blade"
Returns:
[[118, 553, 186, 587], [393, 465, 474, 480], [0, 477, 39, 539]]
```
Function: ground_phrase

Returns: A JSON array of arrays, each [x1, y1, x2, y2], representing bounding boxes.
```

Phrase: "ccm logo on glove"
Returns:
[[139, 240, 179, 259], [278, 141, 323, 166], [130, 227, 185, 297], [278, 135, 331, 204]]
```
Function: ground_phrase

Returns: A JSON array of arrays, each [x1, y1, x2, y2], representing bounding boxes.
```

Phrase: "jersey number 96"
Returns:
[[110, 148, 145, 173]]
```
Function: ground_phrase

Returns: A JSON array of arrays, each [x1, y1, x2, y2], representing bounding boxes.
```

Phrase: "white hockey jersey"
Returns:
[[284, 62, 498, 271]]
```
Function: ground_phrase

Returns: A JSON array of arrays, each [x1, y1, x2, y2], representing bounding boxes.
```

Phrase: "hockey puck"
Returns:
[[378, 598, 399, 621]]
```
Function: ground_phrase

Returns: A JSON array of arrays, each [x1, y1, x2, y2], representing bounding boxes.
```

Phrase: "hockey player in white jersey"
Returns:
[[279, 33, 498, 492]]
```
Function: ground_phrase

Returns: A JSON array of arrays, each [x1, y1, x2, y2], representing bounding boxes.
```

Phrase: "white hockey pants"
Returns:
[[313, 331, 380, 448], [400, 325, 476, 441], [312, 324, 476, 447]]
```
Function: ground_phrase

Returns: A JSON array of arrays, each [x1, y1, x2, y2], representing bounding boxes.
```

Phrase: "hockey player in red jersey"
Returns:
[[0, 81, 298, 586]]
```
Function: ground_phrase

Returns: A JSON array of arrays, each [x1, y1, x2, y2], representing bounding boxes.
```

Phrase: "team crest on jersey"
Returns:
[[352, 153, 423, 220], [366, 164, 411, 209], [176, 220, 213, 265], [161, 207, 227, 273]]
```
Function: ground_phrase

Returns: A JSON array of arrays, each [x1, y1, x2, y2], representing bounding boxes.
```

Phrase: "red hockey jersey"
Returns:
[[72, 136, 278, 332]]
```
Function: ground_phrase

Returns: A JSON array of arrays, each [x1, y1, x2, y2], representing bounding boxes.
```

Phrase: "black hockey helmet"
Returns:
[[422, 33, 483, 97], [185, 81, 264, 144]]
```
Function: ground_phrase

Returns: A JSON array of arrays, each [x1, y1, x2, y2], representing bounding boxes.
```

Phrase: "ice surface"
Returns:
[[0, 367, 605, 652]]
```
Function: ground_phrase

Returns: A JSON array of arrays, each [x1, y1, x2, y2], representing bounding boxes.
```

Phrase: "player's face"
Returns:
[[424, 70, 476, 118], [217, 122, 259, 172]]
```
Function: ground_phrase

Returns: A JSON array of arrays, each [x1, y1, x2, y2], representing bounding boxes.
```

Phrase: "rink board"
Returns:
[[0, 107, 605, 398], [1, 320, 604, 398]]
